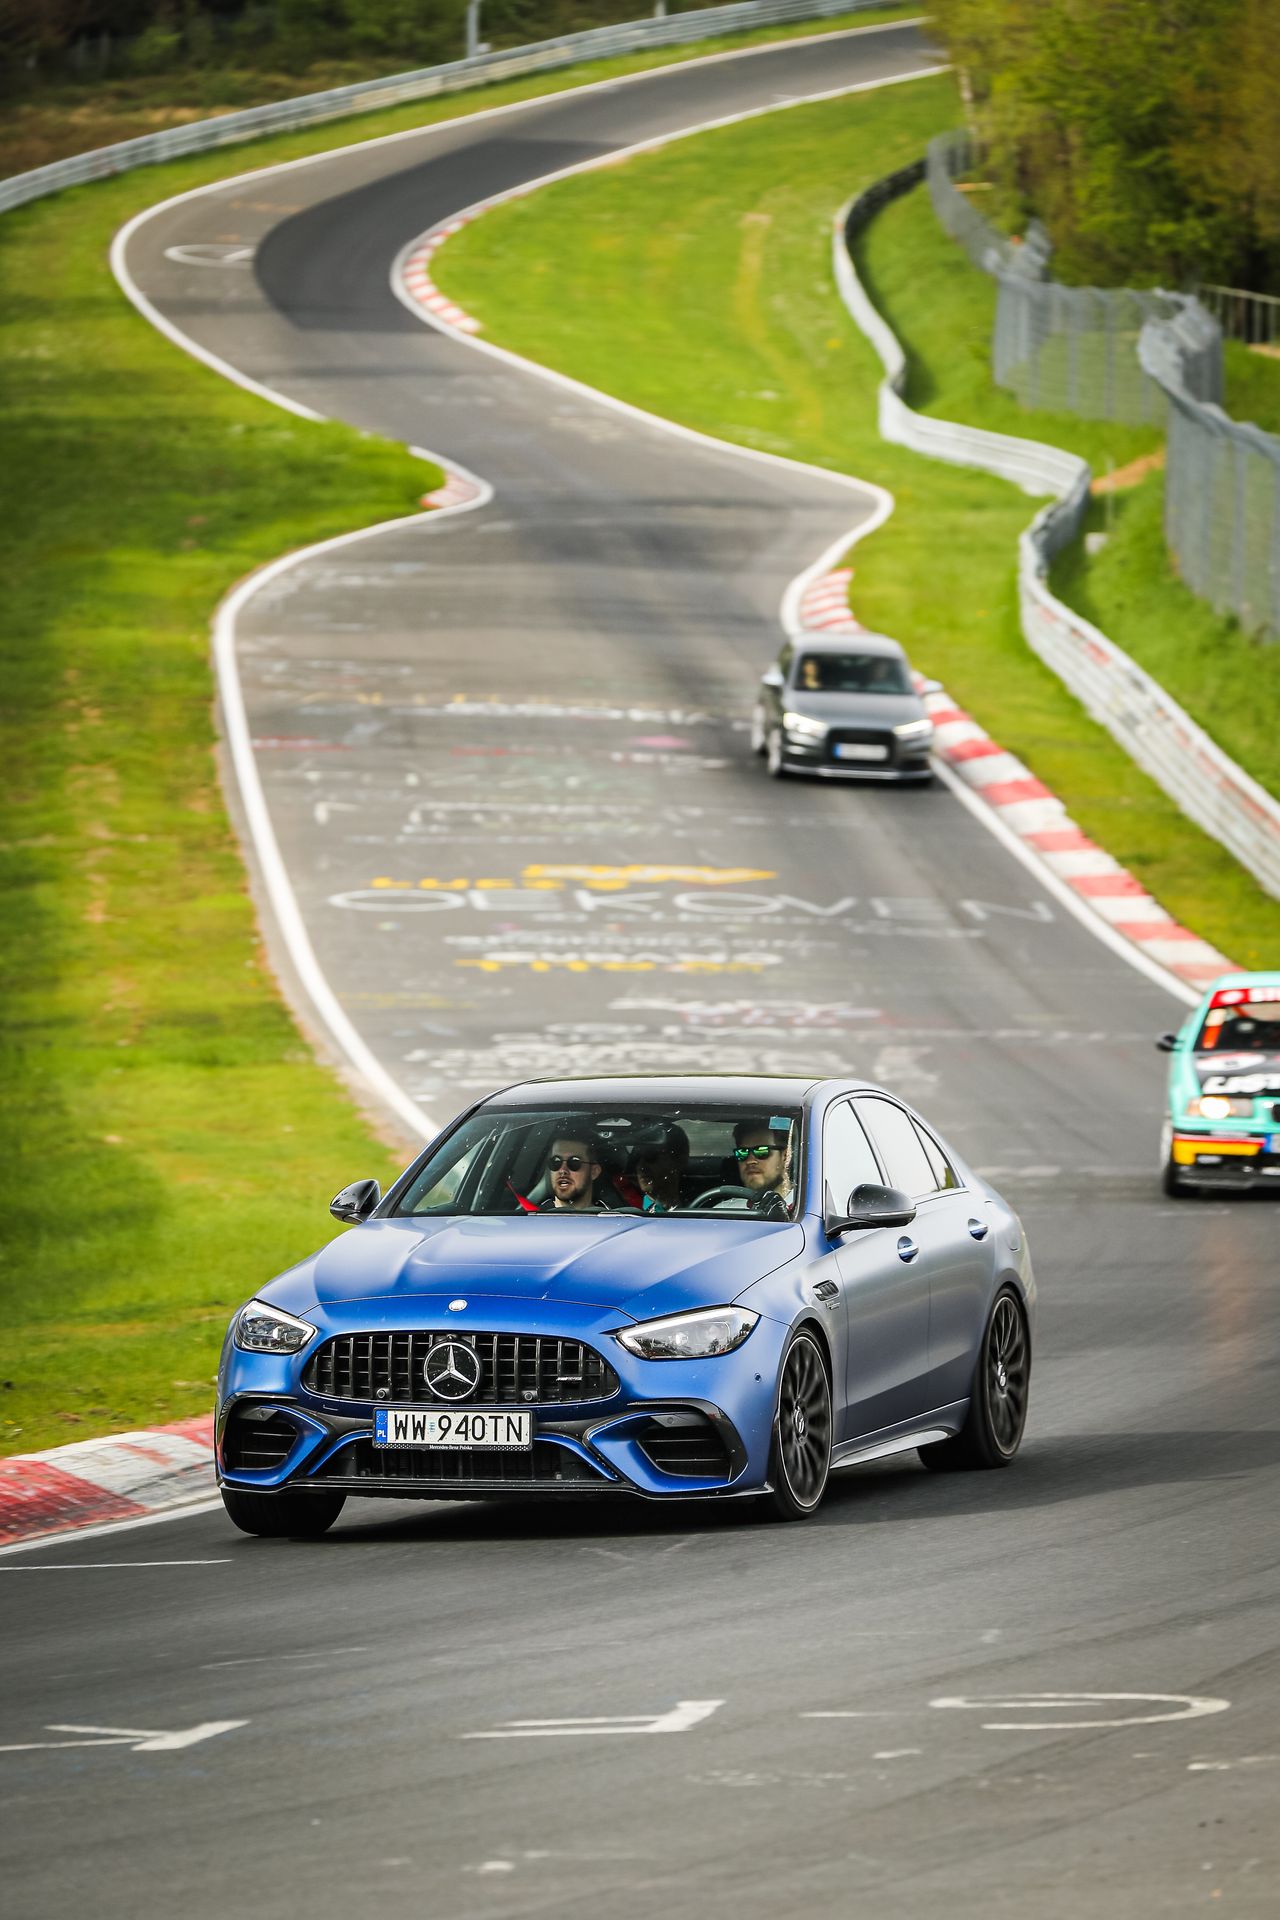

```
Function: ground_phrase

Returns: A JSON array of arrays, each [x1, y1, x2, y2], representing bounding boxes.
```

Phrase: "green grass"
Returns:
[[434, 75, 1280, 970], [0, 189, 432, 1456], [0, 6, 928, 1458], [1224, 340, 1280, 435]]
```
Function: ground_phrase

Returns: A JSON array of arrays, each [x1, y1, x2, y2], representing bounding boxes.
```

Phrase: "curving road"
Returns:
[[4, 24, 1278, 1918]]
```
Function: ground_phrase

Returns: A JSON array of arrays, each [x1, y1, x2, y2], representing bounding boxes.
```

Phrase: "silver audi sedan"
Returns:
[[751, 632, 935, 780]]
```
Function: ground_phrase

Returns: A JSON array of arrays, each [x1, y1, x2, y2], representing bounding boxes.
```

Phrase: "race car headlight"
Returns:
[[1187, 1095, 1253, 1120], [614, 1306, 759, 1361], [782, 711, 828, 739], [233, 1300, 318, 1354], [893, 718, 934, 743]]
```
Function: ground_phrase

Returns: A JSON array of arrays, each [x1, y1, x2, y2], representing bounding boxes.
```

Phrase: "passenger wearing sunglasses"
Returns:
[[541, 1135, 603, 1211], [730, 1118, 794, 1212]]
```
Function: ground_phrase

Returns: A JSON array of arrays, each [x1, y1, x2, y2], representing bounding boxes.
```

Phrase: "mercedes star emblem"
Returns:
[[424, 1339, 482, 1401]]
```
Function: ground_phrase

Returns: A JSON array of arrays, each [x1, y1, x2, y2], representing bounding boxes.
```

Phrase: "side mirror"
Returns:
[[330, 1177, 380, 1224], [827, 1182, 916, 1235], [1155, 1033, 1179, 1053], [761, 668, 784, 690]]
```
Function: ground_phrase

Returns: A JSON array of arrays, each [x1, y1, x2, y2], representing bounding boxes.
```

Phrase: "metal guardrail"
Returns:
[[1195, 285, 1280, 348], [0, 0, 891, 216], [837, 167, 1280, 901]]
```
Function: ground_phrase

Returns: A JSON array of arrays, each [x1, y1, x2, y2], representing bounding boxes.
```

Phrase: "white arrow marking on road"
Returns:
[[0, 1721, 247, 1754], [930, 1693, 1230, 1730], [162, 243, 256, 267], [465, 1700, 722, 1739]]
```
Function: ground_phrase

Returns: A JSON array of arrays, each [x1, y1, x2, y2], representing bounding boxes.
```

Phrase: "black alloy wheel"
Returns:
[[767, 1330, 833, 1519], [919, 1287, 1030, 1472], [221, 1487, 346, 1538]]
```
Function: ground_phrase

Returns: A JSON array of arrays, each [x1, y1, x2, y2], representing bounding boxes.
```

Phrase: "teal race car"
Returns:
[[1158, 971, 1280, 1196]]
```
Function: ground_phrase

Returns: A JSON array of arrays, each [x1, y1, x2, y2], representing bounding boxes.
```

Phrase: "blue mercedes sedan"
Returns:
[[217, 1076, 1034, 1535]]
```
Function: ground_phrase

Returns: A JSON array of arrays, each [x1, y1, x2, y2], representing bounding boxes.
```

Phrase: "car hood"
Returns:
[[1192, 1049, 1280, 1095], [262, 1214, 806, 1322], [784, 691, 925, 729]]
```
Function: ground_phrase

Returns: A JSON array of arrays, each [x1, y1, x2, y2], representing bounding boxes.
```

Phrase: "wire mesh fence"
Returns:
[[1142, 313, 1280, 640], [927, 130, 1278, 638], [1194, 285, 1280, 347]]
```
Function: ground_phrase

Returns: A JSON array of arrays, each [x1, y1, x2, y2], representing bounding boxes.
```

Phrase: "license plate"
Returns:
[[1268, 1133, 1280, 1154], [373, 1407, 532, 1450], [834, 742, 888, 762]]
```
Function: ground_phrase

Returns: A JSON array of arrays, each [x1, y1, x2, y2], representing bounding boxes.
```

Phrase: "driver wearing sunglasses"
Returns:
[[541, 1135, 603, 1211], [730, 1118, 794, 1211]]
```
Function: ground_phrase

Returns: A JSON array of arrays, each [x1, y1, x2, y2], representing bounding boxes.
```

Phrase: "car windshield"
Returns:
[[794, 652, 911, 695], [1196, 996, 1280, 1051], [392, 1101, 804, 1219]]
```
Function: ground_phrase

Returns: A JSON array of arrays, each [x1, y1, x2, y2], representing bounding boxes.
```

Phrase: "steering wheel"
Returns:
[[687, 1184, 755, 1210]]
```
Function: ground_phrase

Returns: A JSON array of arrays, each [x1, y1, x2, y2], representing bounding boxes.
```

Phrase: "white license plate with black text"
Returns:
[[834, 742, 888, 762], [373, 1407, 532, 1449]]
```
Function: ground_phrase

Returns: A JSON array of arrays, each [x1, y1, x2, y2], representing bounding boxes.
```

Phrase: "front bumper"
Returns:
[[217, 1312, 788, 1501], [779, 732, 932, 781]]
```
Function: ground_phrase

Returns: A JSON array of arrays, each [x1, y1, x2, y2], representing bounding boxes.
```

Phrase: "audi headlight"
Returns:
[[893, 718, 934, 743], [782, 711, 828, 740], [233, 1300, 318, 1354], [614, 1306, 759, 1360], [1187, 1095, 1252, 1120]]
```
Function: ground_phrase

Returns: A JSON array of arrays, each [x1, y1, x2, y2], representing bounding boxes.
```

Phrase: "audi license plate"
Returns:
[[373, 1407, 532, 1450], [834, 742, 888, 762]]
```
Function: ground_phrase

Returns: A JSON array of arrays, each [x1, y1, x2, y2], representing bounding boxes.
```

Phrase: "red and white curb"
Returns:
[[0, 1416, 216, 1549], [400, 221, 485, 336], [801, 568, 1234, 993]]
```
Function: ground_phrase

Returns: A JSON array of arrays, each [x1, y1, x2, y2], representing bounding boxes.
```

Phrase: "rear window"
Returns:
[[794, 652, 912, 696]]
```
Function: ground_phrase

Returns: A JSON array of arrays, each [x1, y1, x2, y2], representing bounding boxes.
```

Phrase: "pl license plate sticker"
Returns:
[[834, 742, 888, 761], [373, 1407, 532, 1450]]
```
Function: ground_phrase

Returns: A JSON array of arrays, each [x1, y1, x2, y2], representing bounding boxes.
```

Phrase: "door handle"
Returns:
[[967, 1217, 989, 1240], [896, 1236, 919, 1263]]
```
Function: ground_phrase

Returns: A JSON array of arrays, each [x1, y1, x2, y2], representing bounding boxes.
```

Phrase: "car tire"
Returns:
[[918, 1287, 1029, 1473], [765, 728, 787, 778], [750, 705, 768, 756], [765, 1329, 832, 1520], [1161, 1157, 1188, 1197], [220, 1486, 346, 1539]]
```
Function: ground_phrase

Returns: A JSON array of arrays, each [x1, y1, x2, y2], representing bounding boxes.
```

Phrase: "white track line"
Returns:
[[110, 42, 940, 1138], [391, 91, 1206, 1011]]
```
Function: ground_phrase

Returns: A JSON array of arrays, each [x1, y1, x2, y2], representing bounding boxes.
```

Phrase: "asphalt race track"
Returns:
[[4, 24, 1278, 1918]]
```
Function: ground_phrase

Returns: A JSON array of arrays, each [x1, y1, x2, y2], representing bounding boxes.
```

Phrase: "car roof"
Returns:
[[1195, 969, 1280, 999], [792, 630, 906, 659], [486, 1073, 826, 1108]]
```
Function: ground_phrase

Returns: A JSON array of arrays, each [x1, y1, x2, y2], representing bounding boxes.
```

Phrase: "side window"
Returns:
[[822, 1100, 883, 1216], [913, 1120, 961, 1192], [857, 1098, 937, 1200]]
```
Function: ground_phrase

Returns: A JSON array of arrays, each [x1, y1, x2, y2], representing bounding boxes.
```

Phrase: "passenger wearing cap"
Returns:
[[632, 1125, 690, 1214], [731, 1116, 795, 1212]]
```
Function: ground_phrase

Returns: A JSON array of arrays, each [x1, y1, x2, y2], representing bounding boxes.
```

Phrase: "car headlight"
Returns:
[[614, 1306, 759, 1360], [233, 1300, 319, 1354], [893, 718, 934, 743], [782, 711, 828, 739], [1187, 1095, 1252, 1120]]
